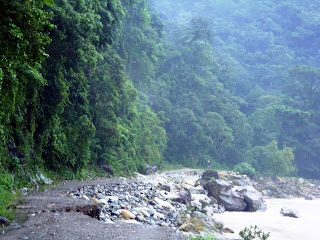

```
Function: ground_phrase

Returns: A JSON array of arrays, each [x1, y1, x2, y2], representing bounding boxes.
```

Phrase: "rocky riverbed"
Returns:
[[2, 169, 320, 240]]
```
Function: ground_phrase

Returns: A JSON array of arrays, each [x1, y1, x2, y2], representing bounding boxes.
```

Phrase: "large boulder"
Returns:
[[219, 189, 247, 211], [236, 186, 266, 212], [202, 170, 220, 182], [206, 179, 232, 200]]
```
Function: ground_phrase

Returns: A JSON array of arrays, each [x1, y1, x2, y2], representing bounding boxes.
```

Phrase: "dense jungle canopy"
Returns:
[[1, 0, 320, 185]]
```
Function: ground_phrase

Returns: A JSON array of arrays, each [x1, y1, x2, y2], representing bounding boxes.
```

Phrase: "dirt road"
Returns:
[[2, 178, 185, 240]]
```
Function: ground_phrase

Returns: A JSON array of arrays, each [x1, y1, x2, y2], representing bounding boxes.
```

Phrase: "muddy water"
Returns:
[[215, 198, 320, 240]]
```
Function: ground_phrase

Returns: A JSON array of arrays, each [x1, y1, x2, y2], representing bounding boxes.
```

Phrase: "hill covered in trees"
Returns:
[[1, 0, 320, 198]]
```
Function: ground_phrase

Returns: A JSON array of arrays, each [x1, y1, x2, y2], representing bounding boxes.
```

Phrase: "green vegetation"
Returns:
[[0, 173, 18, 220], [2, 0, 320, 220], [190, 236, 216, 240], [239, 225, 270, 240], [234, 162, 256, 178]]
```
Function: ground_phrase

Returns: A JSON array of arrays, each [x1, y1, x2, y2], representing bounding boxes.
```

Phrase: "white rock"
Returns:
[[154, 197, 175, 211], [83, 195, 90, 201], [107, 196, 119, 202], [100, 199, 108, 205]]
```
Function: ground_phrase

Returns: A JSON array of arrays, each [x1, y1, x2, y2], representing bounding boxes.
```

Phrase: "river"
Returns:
[[214, 198, 320, 240]]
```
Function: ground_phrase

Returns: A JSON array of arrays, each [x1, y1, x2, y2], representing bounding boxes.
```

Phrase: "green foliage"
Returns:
[[0, 187, 16, 220], [0, 173, 15, 190], [233, 162, 256, 178], [239, 225, 270, 240], [190, 235, 216, 240], [249, 141, 295, 176]]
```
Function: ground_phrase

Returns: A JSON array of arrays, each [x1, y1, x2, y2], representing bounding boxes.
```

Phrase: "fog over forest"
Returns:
[[1, 0, 320, 199], [148, 0, 320, 178]]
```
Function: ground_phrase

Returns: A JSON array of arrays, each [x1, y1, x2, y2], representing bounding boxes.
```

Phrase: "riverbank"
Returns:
[[2, 169, 320, 239]]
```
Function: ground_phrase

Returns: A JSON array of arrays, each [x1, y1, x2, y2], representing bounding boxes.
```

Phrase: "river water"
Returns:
[[214, 198, 320, 240]]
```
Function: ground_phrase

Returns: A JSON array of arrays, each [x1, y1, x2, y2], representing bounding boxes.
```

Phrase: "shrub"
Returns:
[[0, 173, 15, 190], [239, 225, 270, 240], [234, 162, 256, 178]]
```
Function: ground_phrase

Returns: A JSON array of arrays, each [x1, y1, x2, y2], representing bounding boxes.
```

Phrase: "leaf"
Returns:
[[44, 0, 54, 6]]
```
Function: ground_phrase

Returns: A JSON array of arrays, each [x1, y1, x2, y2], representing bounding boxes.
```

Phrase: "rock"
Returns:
[[173, 190, 192, 204], [135, 215, 144, 222], [214, 220, 224, 229], [83, 195, 90, 201], [99, 199, 108, 205], [184, 179, 196, 187], [206, 179, 232, 200], [39, 173, 53, 185], [298, 178, 304, 184], [120, 210, 136, 219], [158, 183, 171, 192], [231, 175, 252, 187], [280, 207, 299, 218], [147, 208, 156, 216], [223, 227, 235, 233], [140, 209, 150, 218], [236, 186, 266, 212], [107, 196, 119, 202], [189, 186, 205, 195], [0, 216, 10, 227], [178, 223, 196, 233], [305, 195, 314, 200], [201, 170, 220, 182], [219, 189, 246, 211], [101, 164, 114, 175], [154, 197, 175, 211], [145, 164, 157, 175], [21, 187, 28, 195], [91, 197, 101, 204]]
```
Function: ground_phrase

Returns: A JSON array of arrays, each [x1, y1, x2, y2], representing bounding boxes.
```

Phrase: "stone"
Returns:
[[158, 183, 171, 192], [83, 195, 90, 201], [0, 216, 10, 227], [91, 197, 101, 204], [39, 173, 53, 185], [145, 164, 158, 175], [178, 223, 196, 233], [173, 190, 192, 204], [154, 197, 175, 211], [236, 186, 266, 212], [135, 215, 145, 222], [99, 199, 108, 205], [219, 189, 246, 211], [206, 179, 232, 200], [298, 178, 304, 184], [101, 164, 114, 175], [140, 209, 150, 218], [280, 207, 299, 218], [214, 220, 224, 229], [120, 210, 136, 219], [147, 208, 156, 216], [107, 196, 119, 202], [305, 195, 314, 200], [189, 186, 205, 195], [201, 170, 220, 182]]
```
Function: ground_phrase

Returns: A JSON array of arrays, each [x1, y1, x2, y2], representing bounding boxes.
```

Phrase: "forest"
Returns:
[[1, 0, 320, 201]]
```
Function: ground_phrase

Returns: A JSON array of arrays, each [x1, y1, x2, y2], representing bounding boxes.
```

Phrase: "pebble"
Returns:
[[91, 197, 100, 204], [120, 210, 135, 219]]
